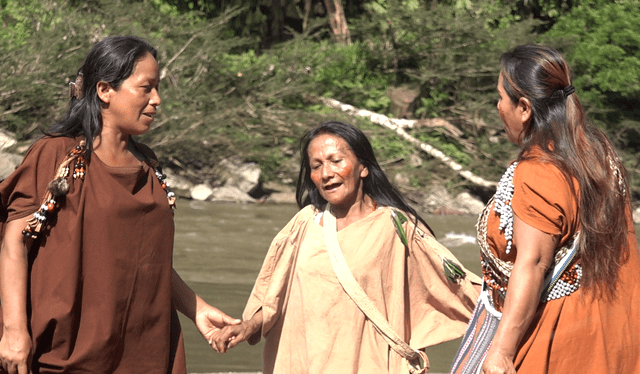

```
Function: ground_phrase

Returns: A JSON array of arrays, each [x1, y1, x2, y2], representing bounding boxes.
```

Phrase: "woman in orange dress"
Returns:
[[451, 44, 640, 374]]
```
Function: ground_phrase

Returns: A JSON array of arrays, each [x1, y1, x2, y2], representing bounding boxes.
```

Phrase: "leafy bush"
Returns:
[[544, 0, 640, 199]]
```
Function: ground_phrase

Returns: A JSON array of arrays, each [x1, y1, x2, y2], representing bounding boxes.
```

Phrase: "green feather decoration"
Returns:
[[442, 257, 466, 282], [390, 208, 466, 283], [390, 209, 409, 247]]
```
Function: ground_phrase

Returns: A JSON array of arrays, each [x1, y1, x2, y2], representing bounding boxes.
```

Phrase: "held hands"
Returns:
[[0, 328, 32, 374], [481, 347, 516, 374], [210, 319, 258, 353], [193, 304, 241, 353]]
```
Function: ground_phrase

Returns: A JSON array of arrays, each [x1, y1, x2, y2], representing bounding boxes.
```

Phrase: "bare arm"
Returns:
[[171, 268, 239, 348], [481, 214, 557, 374], [0, 217, 33, 374]]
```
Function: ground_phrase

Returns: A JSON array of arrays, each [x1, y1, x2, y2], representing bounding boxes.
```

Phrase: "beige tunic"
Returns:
[[244, 205, 480, 374]]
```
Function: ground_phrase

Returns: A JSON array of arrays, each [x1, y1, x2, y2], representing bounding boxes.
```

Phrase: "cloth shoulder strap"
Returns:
[[323, 204, 429, 374]]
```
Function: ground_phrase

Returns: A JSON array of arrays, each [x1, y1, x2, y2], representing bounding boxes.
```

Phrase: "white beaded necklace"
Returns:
[[494, 162, 518, 254]]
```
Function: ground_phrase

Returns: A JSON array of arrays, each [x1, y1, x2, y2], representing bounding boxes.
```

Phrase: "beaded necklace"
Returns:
[[494, 162, 518, 254]]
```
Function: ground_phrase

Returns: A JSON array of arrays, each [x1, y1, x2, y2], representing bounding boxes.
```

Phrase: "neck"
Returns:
[[331, 194, 376, 231], [93, 129, 141, 167]]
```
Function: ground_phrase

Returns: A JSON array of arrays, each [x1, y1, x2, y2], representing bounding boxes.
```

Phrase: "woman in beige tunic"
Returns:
[[213, 121, 480, 373]]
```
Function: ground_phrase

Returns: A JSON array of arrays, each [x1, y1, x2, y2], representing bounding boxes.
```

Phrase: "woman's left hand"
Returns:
[[194, 305, 241, 349], [481, 347, 516, 374]]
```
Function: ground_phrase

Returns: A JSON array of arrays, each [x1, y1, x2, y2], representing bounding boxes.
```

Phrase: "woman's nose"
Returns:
[[321, 164, 333, 179], [151, 88, 161, 107]]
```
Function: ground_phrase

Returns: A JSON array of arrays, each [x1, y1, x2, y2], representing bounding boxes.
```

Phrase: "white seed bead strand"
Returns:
[[494, 162, 518, 254]]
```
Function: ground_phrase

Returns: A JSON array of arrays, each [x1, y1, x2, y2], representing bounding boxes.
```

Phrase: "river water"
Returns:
[[173, 200, 640, 373]]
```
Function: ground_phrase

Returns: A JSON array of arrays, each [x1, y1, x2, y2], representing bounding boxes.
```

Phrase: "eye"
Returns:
[[142, 85, 152, 93]]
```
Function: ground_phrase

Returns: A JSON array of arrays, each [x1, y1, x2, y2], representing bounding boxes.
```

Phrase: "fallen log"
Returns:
[[319, 97, 497, 188]]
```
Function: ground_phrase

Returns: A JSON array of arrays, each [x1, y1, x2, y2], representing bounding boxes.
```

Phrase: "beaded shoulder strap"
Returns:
[[128, 140, 176, 209], [22, 140, 87, 239], [477, 163, 581, 303]]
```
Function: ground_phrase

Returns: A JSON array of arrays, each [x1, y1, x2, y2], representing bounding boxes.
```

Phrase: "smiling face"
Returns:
[[99, 52, 161, 136], [308, 133, 369, 210], [497, 73, 528, 145]]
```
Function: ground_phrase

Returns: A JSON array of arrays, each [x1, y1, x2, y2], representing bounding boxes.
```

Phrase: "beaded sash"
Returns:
[[477, 168, 582, 305]]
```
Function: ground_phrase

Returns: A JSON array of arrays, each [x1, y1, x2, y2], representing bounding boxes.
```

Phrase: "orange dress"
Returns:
[[484, 158, 640, 373]]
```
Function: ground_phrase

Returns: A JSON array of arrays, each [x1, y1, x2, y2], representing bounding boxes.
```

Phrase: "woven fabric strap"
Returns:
[[323, 204, 429, 374]]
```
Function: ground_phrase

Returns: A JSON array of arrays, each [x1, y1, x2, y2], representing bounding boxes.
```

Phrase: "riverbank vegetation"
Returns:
[[1, 0, 638, 205]]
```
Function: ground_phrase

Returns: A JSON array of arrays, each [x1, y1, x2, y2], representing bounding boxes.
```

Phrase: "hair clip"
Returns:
[[563, 85, 575, 98], [69, 72, 84, 100]]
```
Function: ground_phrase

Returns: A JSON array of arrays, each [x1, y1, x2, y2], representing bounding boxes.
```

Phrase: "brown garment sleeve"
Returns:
[[1, 137, 74, 225]]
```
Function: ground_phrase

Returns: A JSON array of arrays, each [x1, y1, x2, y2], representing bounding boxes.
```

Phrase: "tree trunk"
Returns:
[[263, 0, 287, 48], [302, 0, 311, 33], [323, 0, 351, 45]]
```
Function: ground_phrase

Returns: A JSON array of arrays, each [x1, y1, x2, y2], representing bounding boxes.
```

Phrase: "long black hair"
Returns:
[[500, 44, 630, 297], [47, 35, 157, 159], [296, 121, 433, 235]]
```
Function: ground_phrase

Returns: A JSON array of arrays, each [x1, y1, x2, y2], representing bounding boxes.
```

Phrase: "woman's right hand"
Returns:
[[0, 328, 33, 374]]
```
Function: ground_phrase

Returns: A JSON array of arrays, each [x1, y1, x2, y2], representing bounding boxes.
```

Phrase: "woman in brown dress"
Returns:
[[0, 36, 237, 374], [451, 45, 640, 374]]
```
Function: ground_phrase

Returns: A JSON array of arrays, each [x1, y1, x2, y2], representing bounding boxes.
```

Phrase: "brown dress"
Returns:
[[0, 136, 186, 373], [484, 157, 640, 373], [243, 205, 481, 374]]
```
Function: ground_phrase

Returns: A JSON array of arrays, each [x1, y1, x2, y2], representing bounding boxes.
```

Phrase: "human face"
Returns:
[[308, 133, 369, 211], [100, 52, 161, 136], [497, 73, 526, 145]]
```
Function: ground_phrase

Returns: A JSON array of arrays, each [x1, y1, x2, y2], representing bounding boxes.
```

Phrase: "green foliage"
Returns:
[[415, 131, 472, 166], [303, 40, 393, 112], [0, 0, 58, 48], [354, 0, 536, 122], [415, 87, 448, 119], [543, 0, 640, 199], [1, 0, 639, 199], [544, 1, 640, 105]]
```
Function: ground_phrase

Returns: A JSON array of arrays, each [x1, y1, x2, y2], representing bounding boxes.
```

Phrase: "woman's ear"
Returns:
[[360, 165, 369, 179], [96, 81, 112, 104], [518, 97, 532, 125]]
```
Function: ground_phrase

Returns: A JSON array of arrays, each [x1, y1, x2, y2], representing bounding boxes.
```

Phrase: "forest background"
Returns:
[[1, 0, 639, 209]]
